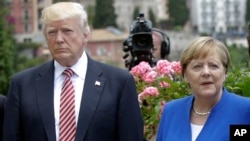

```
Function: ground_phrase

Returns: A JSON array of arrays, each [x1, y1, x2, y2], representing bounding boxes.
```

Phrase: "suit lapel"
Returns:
[[75, 58, 105, 141], [35, 61, 56, 141]]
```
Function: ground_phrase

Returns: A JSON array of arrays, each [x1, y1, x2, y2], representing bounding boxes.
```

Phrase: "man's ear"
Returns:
[[82, 32, 90, 44]]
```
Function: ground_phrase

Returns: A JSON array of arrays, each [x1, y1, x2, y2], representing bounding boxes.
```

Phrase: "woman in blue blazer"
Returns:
[[157, 37, 250, 141]]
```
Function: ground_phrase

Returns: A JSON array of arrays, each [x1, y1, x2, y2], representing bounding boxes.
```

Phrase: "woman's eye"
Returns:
[[193, 65, 201, 68], [211, 64, 219, 68]]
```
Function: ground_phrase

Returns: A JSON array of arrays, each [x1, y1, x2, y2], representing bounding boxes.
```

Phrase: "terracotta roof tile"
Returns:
[[89, 29, 129, 42]]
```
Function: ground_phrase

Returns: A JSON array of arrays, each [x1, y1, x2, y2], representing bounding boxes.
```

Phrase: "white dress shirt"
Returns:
[[53, 52, 88, 141]]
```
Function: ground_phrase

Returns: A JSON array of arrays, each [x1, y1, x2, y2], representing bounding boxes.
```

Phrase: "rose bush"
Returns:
[[130, 60, 190, 140], [130, 60, 250, 140]]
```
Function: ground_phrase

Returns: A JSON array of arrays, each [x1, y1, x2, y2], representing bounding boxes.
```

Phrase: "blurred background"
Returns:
[[1, 0, 250, 94]]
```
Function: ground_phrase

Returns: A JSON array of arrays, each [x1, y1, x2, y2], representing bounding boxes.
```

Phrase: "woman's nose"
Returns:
[[201, 66, 211, 76]]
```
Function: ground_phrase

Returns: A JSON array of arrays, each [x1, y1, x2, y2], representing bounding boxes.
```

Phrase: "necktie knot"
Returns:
[[63, 68, 74, 78]]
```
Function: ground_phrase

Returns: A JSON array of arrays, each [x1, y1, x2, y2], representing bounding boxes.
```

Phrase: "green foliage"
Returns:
[[227, 44, 250, 67], [52, 0, 70, 3], [93, 0, 117, 28], [168, 0, 189, 27], [200, 32, 210, 36], [173, 25, 183, 32], [16, 42, 41, 52], [148, 8, 156, 27], [133, 6, 140, 20], [246, 0, 250, 23], [224, 66, 250, 97], [16, 56, 47, 72], [0, 39, 47, 95], [86, 5, 95, 27], [0, 3, 15, 95], [14, 42, 47, 72]]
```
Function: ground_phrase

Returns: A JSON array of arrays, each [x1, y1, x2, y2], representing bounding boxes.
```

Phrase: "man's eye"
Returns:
[[64, 29, 73, 33], [48, 31, 56, 35]]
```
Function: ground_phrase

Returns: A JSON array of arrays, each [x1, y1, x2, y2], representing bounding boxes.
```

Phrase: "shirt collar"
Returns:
[[54, 51, 88, 80]]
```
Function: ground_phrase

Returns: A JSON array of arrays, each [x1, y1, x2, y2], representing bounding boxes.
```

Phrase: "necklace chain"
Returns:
[[193, 106, 210, 116]]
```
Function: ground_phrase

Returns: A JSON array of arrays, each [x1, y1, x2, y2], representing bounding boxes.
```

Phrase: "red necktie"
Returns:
[[59, 69, 76, 141]]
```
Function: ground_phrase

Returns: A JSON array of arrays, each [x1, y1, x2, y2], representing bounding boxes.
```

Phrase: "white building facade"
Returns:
[[190, 0, 246, 35], [114, 0, 168, 31]]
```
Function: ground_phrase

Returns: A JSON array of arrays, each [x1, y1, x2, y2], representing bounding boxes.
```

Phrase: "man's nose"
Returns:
[[56, 31, 64, 43]]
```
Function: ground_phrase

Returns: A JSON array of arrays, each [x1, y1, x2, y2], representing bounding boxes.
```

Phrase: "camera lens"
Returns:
[[135, 36, 148, 47], [133, 34, 152, 48]]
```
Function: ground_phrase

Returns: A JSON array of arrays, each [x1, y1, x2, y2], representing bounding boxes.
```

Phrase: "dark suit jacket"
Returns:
[[0, 95, 6, 141], [3, 56, 144, 141]]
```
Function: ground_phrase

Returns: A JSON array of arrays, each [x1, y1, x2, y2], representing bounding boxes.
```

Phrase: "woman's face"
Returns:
[[184, 52, 226, 98]]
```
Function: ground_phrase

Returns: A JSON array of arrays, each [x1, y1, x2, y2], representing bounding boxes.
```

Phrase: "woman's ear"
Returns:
[[183, 74, 188, 83], [223, 74, 227, 81]]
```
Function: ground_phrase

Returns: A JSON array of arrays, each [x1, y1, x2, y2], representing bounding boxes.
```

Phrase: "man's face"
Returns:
[[152, 32, 162, 60], [44, 17, 88, 67]]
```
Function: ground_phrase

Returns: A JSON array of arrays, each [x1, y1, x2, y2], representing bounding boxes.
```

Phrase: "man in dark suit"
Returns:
[[0, 94, 6, 140], [3, 2, 144, 141]]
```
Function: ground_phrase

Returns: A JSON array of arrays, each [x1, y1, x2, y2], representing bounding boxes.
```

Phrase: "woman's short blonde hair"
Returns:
[[41, 2, 90, 34], [180, 36, 231, 77]]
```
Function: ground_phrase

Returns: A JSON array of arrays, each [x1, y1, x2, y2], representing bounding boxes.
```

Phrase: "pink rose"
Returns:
[[142, 71, 158, 83], [143, 86, 159, 96]]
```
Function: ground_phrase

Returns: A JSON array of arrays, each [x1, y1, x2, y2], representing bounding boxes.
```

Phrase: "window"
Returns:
[[24, 23, 29, 32], [97, 47, 107, 56], [24, 10, 29, 20], [5, 0, 12, 5], [38, 23, 42, 30], [24, 38, 31, 43], [201, 0, 207, 9]]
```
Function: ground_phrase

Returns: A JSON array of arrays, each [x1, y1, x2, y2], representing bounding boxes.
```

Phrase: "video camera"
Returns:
[[123, 13, 156, 70]]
